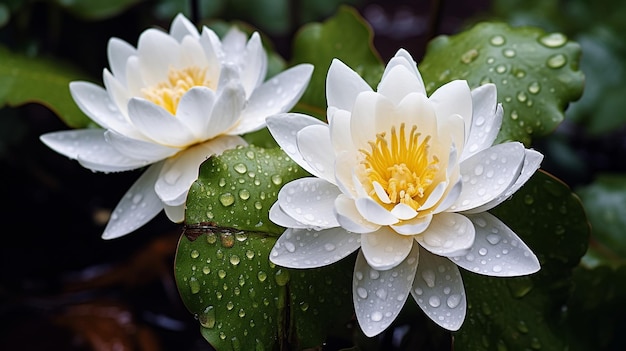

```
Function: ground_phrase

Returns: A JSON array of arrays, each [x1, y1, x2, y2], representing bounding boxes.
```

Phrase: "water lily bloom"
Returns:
[[266, 49, 542, 336], [40, 14, 313, 239]]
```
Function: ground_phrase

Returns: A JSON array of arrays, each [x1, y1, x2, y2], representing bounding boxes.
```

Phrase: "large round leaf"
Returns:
[[419, 22, 584, 146]]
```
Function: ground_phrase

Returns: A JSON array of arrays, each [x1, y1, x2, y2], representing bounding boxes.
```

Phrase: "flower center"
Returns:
[[142, 66, 211, 115], [360, 123, 439, 210]]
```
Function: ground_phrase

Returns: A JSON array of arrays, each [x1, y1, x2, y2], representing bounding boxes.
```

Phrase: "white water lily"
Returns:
[[266, 49, 542, 336], [40, 14, 313, 240]]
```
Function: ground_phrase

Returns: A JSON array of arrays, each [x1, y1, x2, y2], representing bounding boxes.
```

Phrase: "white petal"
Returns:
[[269, 227, 361, 268], [437, 113, 465, 159], [102, 69, 131, 119], [199, 27, 222, 79], [125, 56, 145, 97], [266, 113, 326, 175], [240, 32, 267, 97], [335, 150, 359, 198], [102, 163, 164, 239], [203, 83, 245, 140], [391, 214, 433, 235], [169, 13, 199, 41], [107, 37, 136, 85], [350, 91, 388, 150], [163, 203, 185, 223], [361, 227, 413, 270], [377, 65, 423, 105], [429, 80, 473, 142], [390, 203, 418, 220], [353, 244, 419, 337], [326, 58, 372, 111], [268, 202, 309, 229], [450, 142, 525, 212], [276, 178, 341, 229], [175, 86, 217, 139], [434, 178, 462, 213], [222, 26, 247, 56], [418, 181, 447, 211], [179, 35, 210, 70], [391, 92, 437, 137], [385, 49, 425, 94], [104, 130, 180, 162], [465, 149, 543, 214], [416, 213, 475, 257], [461, 84, 502, 161], [335, 194, 380, 233], [297, 124, 335, 183], [452, 212, 540, 276], [411, 248, 466, 331], [127, 98, 196, 147], [40, 130, 147, 172], [69, 81, 138, 138], [154, 135, 246, 205], [355, 198, 399, 226], [328, 108, 353, 153], [231, 64, 314, 135], [137, 29, 181, 85]]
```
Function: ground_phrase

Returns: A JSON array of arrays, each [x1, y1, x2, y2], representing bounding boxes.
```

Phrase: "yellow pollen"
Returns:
[[142, 66, 210, 115], [360, 123, 439, 210]]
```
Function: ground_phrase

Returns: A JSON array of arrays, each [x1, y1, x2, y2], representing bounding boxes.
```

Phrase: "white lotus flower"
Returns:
[[266, 49, 542, 336], [40, 14, 313, 240]]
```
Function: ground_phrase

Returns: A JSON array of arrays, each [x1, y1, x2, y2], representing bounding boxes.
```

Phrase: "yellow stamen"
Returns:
[[360, 123, 439, 210], [142, 66, 211, 115]]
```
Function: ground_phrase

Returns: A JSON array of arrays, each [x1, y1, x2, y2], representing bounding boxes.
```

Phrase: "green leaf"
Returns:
[[290, 5, 384, 118], [576, 175, 626, 263], [53, 0, 144, 20], [0, 45, 90, 128], [186, 145, 308, 235], [455, 171, 590, 351], [175, 231, 355, 350], [419, 22, 584, 146]]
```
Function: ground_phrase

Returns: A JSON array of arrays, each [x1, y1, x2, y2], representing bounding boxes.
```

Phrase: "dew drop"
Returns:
[[447, 294, 461, 308], [478, 248, 488, 256], [376, 288, 387, 300], [190, 250, 200, 259], [230, 255, 241, 266], [490, 35, 505, 46], [189, 277, 200, 294], [517, 320, 529, 333], [219, 193, 235, 207], [284, 241, 296, 253], [370, 311, 383, 322], [429, 296, 441, 308], [238, 189, 250, 200], [202, 266, 211, 274], [461, 48, 479, 64], [238, 308, 246, 318], [246, 249, 255, 259], [218, 269, 227, 279], [271, 174, 282, 185], [517, 91, 528, 103], [233, 163, 247, 174], [357, 287, 368, 299], [528, 81, 541, 94], [524, 194, 534, 205], [502, 48, 516, 58], [422, 270, 436, 288], [254, 201, 262, 210], [245, 150, 255, 159], [218, 178, 226, 187], [539, 32, 567, 48], [486, 234, 501, 245], [495, 64, 507, 74], [257, 271, 267, 282], [226, 301, 234, 310], [199, 306, 216, 329], [547, 54, 566, 68], [324, 243, 336, 251]]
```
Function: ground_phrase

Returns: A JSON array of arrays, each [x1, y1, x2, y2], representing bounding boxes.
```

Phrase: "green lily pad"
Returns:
[[576, 175, 626, 264], [290, 5, 384, 118], [455, 171, 590, 350], [175, 230, 355, 350], [185, 145, 308, 236], [419, 22, 584, 146], [0, 45, 90, 128]]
